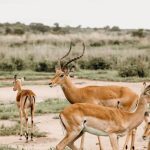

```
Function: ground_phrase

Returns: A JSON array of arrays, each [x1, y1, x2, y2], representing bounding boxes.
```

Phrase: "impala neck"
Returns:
[[61, 76, 78, 104], [129, 95, 147, 129], [17, 84, 22, 93]]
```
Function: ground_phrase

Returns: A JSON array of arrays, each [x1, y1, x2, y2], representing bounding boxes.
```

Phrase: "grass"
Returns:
[[0, 69, 149, 89], [75, 70, 150, 82], [0, 98, 69, 120], [0, 146, 17, 150], [0, 123, 46, 137], [0, 98, 68, 137], [36, 98, 69, 114]]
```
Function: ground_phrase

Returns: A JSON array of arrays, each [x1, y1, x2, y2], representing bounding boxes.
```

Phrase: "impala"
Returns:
[[13, 75, 36, 142], [56, 83, 150, 150], [49, 43, 139, 149]]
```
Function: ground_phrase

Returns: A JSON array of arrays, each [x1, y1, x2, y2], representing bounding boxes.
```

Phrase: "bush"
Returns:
[[119, 58, 148, 77], [13, 27, 25, 35], [78, 57, 111, 70], [110, 26, 120, 31], [29, 23, 50, 33], [90, 40, 105, 47], [132, 29, 145, 38], [0, 61, 15, 71], [12, 58, 25, 70], [35, 61, 57, 72], [35, 62, 48, 72]]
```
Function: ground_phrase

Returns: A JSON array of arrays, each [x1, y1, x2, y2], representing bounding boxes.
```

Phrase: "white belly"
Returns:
[[83, 126, 108, 136]]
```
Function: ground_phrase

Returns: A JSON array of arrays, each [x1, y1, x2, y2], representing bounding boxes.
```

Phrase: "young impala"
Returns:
[[49, 43, 139, 149], [13, 75, 36, 142], [56, 83, 150, 150]]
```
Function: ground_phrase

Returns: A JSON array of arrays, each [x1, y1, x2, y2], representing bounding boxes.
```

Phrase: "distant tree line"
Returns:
[[0, 22, 148, 37]]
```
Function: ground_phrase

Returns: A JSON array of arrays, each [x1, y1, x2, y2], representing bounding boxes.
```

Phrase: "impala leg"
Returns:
[[109, 133, 119, 150], [19, 109, 23, 140], [31, 105, 35, 141], [80, 133, 85, 150], [97, 136, 103, 150], [68, 132, 84, 150], [123, 131, 132, 150], [130, 129, 136, 150], [23, 109, 29, 143], [148, 140, 150, 150], [56, 132, 80, 150]]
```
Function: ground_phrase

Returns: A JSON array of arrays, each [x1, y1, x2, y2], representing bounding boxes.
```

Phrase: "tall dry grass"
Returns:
[[0, 30, 149, 76]]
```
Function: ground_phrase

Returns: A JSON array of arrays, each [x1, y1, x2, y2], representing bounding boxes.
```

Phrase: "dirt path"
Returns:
[[0, 114, 148, 150], [0, 78, 148, 103], [0, 79, 149, 149]]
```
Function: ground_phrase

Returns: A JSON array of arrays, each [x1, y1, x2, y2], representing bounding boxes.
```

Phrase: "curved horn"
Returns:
[[59, 42, 72, 67], [62, 43, 85, 69]]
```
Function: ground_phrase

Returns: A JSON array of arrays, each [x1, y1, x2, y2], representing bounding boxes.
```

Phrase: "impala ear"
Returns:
[[63, 67, 69, 76], [141, 82, 147, 93]]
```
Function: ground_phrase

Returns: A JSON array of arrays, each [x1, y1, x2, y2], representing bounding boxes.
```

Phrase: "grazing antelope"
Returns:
[[56, 83, 150, 150], [49, 43, 139, 149], [13, 75, 36, 142]]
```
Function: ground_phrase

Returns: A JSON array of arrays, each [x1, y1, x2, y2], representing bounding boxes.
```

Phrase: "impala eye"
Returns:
[[60, 74, 64, 78]]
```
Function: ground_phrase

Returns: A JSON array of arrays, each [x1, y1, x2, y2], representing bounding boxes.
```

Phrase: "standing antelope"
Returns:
[[49, 43, 139, 149], [13, 75, 36, 142], [56, 83, 150, 150]]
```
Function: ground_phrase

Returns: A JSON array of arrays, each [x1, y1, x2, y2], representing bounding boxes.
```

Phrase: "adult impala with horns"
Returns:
[[49, 43, 139, 149]]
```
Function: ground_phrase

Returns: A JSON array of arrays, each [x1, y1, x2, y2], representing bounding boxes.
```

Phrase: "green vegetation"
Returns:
[[0, 146, 17, 150], [0, 98, 68, 120], [36, 99, 69, 114], [0, 23, 150, 81], [0, 123, 46, 137], [0, 98, 67, 137]]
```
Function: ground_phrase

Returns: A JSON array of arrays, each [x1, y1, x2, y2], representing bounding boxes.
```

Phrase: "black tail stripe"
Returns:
[[24, 96, 28, 108], [33, 96, 35, 104]]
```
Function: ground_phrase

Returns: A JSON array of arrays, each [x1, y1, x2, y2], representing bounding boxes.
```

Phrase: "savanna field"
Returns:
[[0, 23, 150, 150]]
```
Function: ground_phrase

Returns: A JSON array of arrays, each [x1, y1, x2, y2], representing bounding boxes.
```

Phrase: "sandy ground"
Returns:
[[0, 114, 148, 150], [0, 79, 149, 149], [0, 78, 148, 103]]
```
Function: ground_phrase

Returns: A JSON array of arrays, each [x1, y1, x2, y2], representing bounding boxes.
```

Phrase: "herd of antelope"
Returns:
[[11, 43, 149, 150]]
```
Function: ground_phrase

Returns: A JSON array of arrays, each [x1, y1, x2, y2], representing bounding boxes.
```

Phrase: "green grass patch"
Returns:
[[0, 69, 150, 88], [0, 123, 46, 137], [36, 98, 69, 114], [75, 69, 150, 82], [0, 70, 53, 80], [0, 146, 17, 150], [0, 98, 69, 120], [0, 103, 18, 120]]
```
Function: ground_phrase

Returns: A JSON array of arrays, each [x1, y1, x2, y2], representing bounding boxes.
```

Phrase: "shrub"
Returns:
[[0, 61, 15, 71], [13, 27, 25, 35], [89, 57, 111, 70], [110, 26, 120, 31], [12, 58, 25, 70], [119, 58, 148, 77], [90, 40, 105, 47], [132, 29, 145, 38], [35, 62, 48, 72], [5, 27, 12, 34], [78, 57, 111, 70], [35, 61, 57, 72], [29, 23, 50, 33]]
